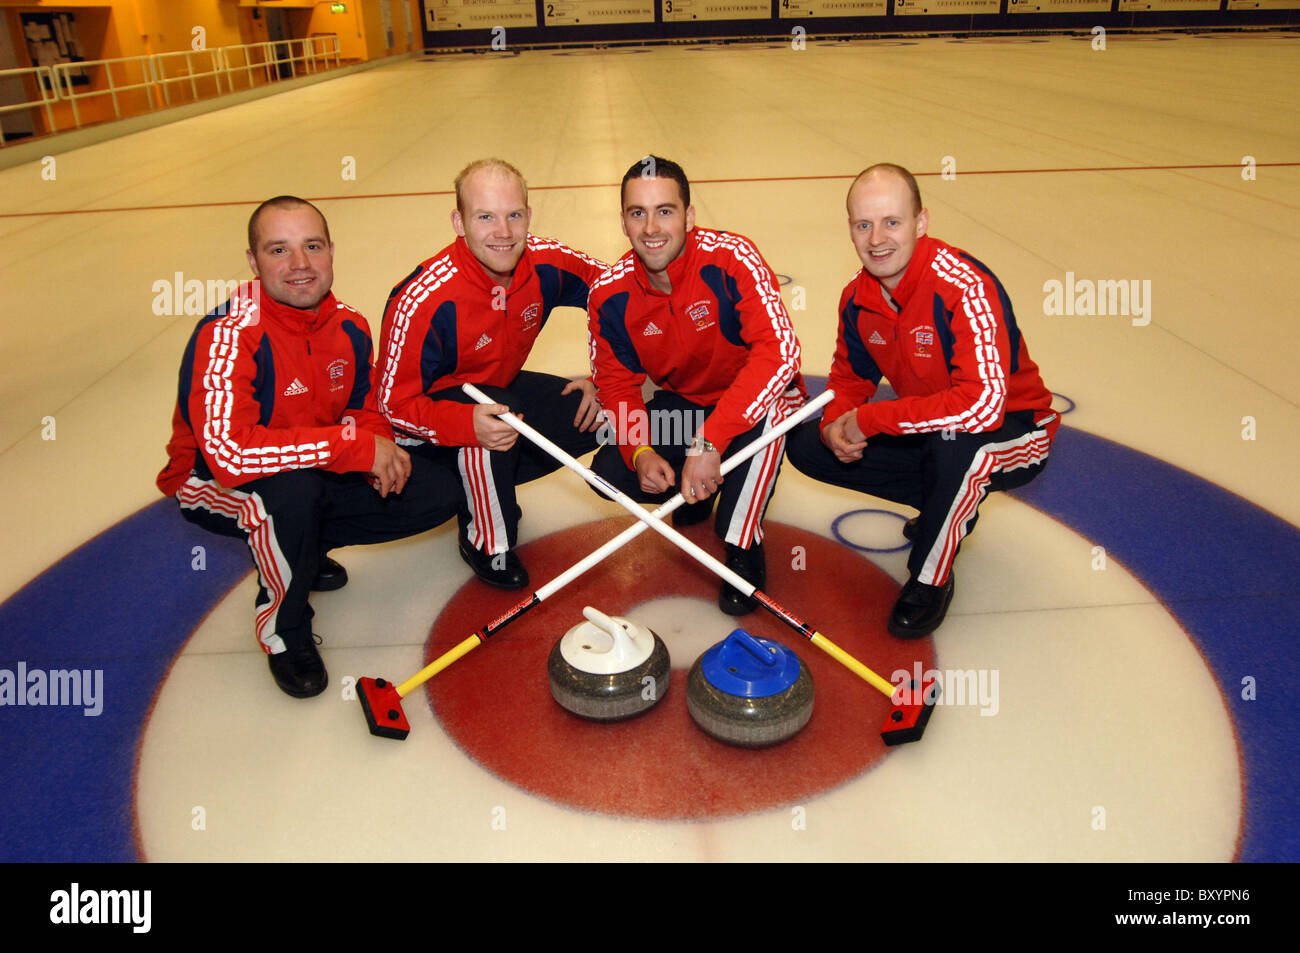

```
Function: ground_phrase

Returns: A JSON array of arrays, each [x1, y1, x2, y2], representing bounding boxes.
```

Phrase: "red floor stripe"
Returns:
[[4, 163, 1295, 219]]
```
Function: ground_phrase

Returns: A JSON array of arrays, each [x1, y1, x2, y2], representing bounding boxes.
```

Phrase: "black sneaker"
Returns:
[[268, 634, 328, 698], [902, 517, 919, 542], [311, 555, 348, 592], [887, 574, 955, 639], [719, 542, 765, 616], [458, 534, 529, 590]]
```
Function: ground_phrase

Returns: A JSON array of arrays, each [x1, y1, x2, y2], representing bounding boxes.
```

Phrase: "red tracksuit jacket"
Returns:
[[824, 235, 1057, 441], [156, 286, 389, 495], [587, 227, 802, 467], [377, 234, 607, 448]]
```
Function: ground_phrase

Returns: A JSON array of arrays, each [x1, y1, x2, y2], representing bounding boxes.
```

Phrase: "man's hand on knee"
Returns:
[[370, 435, 411, 497], [562, 377, 603, 433]]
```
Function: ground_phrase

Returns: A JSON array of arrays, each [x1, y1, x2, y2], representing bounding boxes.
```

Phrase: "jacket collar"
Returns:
[[450, 234, 536, 295], [861, 234, 938, 311], [256, 285, 339, 332], [630, 228, 698, 295]]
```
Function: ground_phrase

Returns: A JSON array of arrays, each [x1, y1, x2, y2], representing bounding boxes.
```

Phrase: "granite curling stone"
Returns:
[[548, 606, 671, 721], [686, 629, 813, 748]]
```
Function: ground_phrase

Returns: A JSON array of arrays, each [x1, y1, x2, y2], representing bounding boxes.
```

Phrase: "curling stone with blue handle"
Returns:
[[686, 629, 813, 748]]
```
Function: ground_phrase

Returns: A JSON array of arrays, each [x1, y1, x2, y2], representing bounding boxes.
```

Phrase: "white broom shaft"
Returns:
[[391, 389, 831, 698], [529, 388, 833, 601], [463, 384, 833, 598], [463, 385, 901, 699]]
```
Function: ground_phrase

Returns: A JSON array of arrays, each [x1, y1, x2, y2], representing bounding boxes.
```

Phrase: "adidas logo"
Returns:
[[475, 333, 492, 350], [283, 378, 308, 396], [868, 330, 887, 346], [643, 322, 663, 336]]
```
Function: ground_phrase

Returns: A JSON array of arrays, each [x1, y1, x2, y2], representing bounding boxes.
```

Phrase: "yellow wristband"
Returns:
[[631, 445, 652, 467]]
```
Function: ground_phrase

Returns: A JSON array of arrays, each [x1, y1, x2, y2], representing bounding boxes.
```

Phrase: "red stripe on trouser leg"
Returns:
[[739, 440, 782, 548], [465, 445, 510, 556], [471, 449, 488, 551], [458, 448, 488, 551], [919, 434, 1051, 586], [925, 451, 1004, 587], [729, 401, 789, 548], [237, 495, 291, 654], [470, 448, 491, 553], [249, 517, 288, 651], [740, 417, 784, 546], [733, 445, 767, 548], [178, 479, 291, 654], [178, 482, 242, 519], [929, 466, 994, 586], [474, 448, 498, 554]]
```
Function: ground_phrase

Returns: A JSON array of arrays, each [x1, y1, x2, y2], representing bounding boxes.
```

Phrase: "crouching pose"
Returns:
[[787, 164, 1057, 638], [587, 156, 804, 615], [378, 159, 607, 590], [157, 197, 459, 697]]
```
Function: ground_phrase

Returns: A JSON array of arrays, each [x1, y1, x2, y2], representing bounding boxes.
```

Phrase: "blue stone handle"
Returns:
[[731, 629, 778, 667]]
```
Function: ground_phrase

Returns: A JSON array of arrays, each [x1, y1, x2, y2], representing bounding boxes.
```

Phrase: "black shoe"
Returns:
[[672, 496, 714, 528], [902, 517, 919, 542], [888, 575, 955, 639], [458, 535, 529, 590], [719, 543, 765, 616], [311, 556, 348, 592], [268, 634, 328, 698]]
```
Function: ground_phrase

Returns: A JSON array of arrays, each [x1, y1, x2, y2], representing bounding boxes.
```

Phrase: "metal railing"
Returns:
[[53, 54, 158, 129], [220, 36, 342, 91], [2, 36, 342, 141], [0, 66, 59, 147], [151, 48, 228, 106]]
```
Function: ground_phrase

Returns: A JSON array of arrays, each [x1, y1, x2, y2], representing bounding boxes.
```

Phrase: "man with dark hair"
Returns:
[[378, 159, 607, 589], [587, 156, 804, 615], [157, 196, 459, 698], [619, 155, 692, 209], [787, 164, 1058, 638]]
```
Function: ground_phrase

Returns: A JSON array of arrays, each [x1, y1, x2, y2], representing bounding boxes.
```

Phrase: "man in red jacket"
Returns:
[[787, 164, 1058, 638], [587, 156, 804, 615], [378, 159, 606, 590], [157, 196, 459, 698]]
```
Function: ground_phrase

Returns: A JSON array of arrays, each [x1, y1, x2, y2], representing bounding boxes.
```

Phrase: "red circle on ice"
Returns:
[[425, 519, 935, 820]]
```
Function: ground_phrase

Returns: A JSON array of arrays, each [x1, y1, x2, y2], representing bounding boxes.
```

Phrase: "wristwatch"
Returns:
[[686, 433, 716, 457]]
